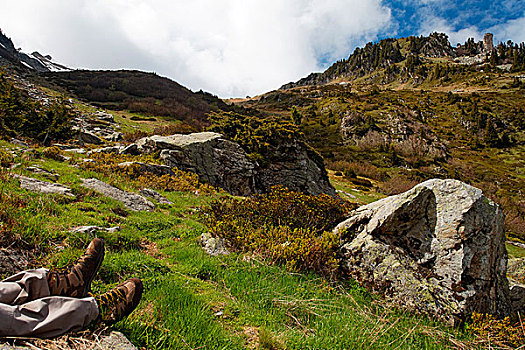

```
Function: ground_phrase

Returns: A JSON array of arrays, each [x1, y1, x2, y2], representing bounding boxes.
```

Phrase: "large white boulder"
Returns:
[[334, 179, 511, 325]]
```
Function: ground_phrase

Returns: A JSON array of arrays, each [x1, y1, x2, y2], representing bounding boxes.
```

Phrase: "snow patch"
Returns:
[[28, 52, 70, 72]]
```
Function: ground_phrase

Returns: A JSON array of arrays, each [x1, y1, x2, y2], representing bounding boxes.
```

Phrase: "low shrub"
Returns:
[[467, 312, 525, 347], [327, 160, 388, 182], [123, 130, 149, 142], [201, 187, 355, 276], [80, 153, 215, 194], [42, 146, 64, 161]]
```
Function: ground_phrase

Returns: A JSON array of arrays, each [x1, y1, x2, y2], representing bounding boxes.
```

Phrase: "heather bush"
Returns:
[[123, 130, 149, 142], [202, 187, 355, 276], [327, 160, 388, 181], [467, 312, 525, 347]]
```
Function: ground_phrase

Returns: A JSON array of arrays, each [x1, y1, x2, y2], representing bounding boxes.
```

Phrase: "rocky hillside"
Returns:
[[281, 32, 525, 89]]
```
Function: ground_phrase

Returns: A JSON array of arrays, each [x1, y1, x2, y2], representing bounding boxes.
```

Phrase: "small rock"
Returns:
[[201, 232, 229, 256], [99, 331, 138, 350], [94, 111, 115, 123], [81, 178, 155, 211], [10, 138, 29, 147], [25, 166, 59, 181], [120, 144, 140, 156], [140, 188, 173, 204], [106, 132, 123, 142], [0, 247, 31, 278], [89, 146, 121, 155]]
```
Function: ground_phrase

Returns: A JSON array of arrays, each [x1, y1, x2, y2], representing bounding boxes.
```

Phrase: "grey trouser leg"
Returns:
[[0, 268, 99, 338]]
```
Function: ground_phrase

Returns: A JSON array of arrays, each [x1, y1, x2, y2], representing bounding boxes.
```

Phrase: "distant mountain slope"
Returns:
[[43, 70, 236, 128], [0, 29, 69, 72], [281, 33, 525, 89]]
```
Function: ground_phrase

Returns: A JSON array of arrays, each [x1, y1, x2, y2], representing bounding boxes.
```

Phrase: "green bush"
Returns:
[[42, 146, 64, 161], [202, 187, 355, 276], [208, 112, 311, 167]]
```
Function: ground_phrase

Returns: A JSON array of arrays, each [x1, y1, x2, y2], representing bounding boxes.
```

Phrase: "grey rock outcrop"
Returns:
[[133, 132, 336, 197], [256, 140, 336, 197], [78, 130, 104, 145], [334, 179, 511, 325], [137, 132, 257, 196], [81, 178, 155, 211], [16, 175, 75, 197]]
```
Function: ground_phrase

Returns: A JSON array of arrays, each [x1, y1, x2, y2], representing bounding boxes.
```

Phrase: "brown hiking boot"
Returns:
[[47, 238, 105, 298], [95, 278, 143, 325]]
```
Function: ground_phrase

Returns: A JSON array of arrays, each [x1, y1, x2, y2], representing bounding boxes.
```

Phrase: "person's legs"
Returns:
[[0, 238, 142, 338], [0, 268, 50, 305], [0, 239, 105, 338], [0, 295, 99, 338]]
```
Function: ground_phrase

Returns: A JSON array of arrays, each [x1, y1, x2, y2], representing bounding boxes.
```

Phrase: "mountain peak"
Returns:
[[0, 29, 69, 72]]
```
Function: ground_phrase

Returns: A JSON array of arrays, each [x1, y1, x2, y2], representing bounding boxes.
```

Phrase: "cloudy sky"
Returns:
[[1, 0, 525, 97]]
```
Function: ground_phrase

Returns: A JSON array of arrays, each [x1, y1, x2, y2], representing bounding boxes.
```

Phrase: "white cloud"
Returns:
[[490, 14, 525, 44], [0, 0, 391, 97]]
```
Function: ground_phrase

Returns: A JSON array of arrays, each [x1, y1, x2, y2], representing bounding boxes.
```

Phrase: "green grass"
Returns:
[[0, 144, 481, 349]]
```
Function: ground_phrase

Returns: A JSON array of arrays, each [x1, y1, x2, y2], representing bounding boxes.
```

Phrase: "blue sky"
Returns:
[[1, 0, 524, 97], [384, 0, 525, 44]]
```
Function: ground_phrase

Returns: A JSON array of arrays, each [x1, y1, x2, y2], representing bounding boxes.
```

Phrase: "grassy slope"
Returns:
[[0, 140, 486, 350]]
